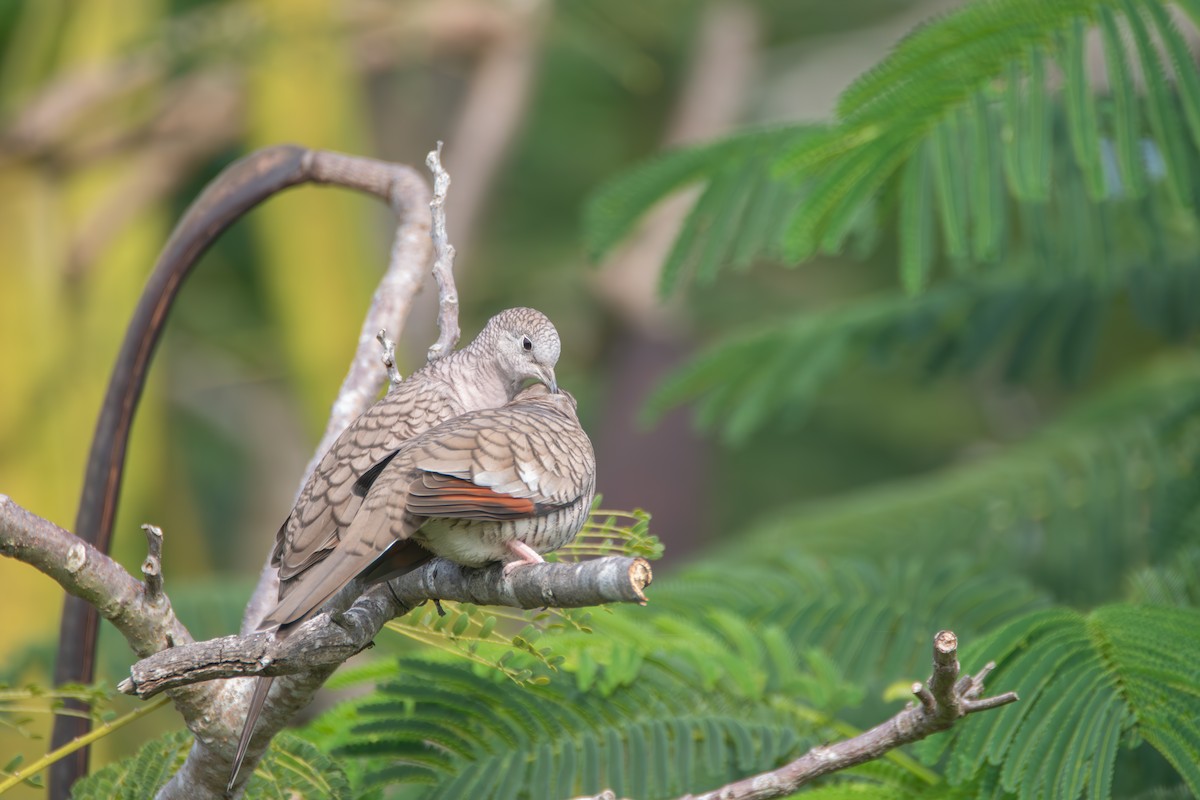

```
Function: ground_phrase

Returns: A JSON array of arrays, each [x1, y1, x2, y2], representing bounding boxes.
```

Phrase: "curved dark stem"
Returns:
[[50, 144, 424, 797], [50, 144, 312, 798]]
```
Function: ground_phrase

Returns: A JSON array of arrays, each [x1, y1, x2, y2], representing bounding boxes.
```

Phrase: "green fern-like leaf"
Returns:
[[736, 356, 1200, 604], [0, 683, 113, 739], [647, 253, 1200, 443], [642, 556, 1046, 702], [583, 128, 811, 262], [583, 126, 825, 295], [583, 1, 1200, 294], [69, 729, 190, 800], [777, 0, 1199, 267], [70, 730, 351, 799], [336, 658, 810, 800], [1126, 542, 1200, 606], [923, 604, 1200, 800], [583, 135, 749, 263]]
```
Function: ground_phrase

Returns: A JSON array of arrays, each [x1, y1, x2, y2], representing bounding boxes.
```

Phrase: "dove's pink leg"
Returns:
[[502, 540, 545, 576]]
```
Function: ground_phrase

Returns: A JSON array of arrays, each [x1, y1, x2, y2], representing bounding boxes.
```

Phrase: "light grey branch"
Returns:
[[425, 141, 461, 362], [121, 556, 651, 699], [573, 631, 1017, 800], [669, 630, 1017, 800], [390, 554, 651, 609], [376, 328, 402, 386], [0, 496, 190, 657], [240, 151, 434, 636], [576, 633, 1017, 800], [0, 496, 218, 727], [157, 150, 447, 799], [306, 151, 434, 448]]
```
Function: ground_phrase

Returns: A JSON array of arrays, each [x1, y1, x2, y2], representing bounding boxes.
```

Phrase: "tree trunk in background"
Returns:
[[591, 1, 760, 559]]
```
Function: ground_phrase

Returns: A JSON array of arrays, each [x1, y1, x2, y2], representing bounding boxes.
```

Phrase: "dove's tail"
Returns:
[[228, 675, 274, 793], [361, 539, 435, 584]]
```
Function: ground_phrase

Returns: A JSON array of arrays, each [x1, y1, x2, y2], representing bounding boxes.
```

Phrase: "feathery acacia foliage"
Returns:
[[643, 252, 1200, 443], [741, 356, 1200, 604], [587, 1, 1200, 291], [571, 1, 1200, 797], [69, 731, 351, 800], [921, 605, 1200, 800], [305, 553, 1038, 799], [337, 659, 811, 800], [589, 0, 1200, 443]]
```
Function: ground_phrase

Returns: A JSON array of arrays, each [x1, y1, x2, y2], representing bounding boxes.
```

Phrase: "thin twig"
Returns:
[[240, 150, 434, 636], [375, 328, 402, 386], [0, 696, 171, 794], [140, 524, 165, 605], [425, 142, 461, 362], [660, 630, 1017, 800]]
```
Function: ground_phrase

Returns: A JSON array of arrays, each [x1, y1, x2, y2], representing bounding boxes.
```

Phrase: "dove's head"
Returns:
[[482, 307, 561, 394]]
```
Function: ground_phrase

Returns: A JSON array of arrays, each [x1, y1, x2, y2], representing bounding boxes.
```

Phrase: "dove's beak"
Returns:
[[540, 366, 559, 394]]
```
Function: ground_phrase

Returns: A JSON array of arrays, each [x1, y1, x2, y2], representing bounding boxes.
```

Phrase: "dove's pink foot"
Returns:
[[502, 541, 545, 576]]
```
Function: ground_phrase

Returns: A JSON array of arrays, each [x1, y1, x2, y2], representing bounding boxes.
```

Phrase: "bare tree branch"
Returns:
[[424, 142, 462, 362], [568, 632, 1017, 800], [0, 496, 221, 741], [675, 631, 1016, 800], [240, 150, 438, 635], [0, 496, 191, 659], [1, 453, 650, 799], [121, 557, 651, 698], [47, 144, 440, 794]]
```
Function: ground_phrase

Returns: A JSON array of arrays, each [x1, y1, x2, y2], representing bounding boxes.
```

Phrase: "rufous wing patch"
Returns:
[[408, 473, 538, 520]]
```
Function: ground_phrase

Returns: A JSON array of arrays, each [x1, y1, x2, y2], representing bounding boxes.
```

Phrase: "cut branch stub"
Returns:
[[140, 524, 164, 604]]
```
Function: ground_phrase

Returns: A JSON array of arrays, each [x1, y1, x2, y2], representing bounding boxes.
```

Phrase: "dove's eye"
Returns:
[[522, 336, 533, 351]]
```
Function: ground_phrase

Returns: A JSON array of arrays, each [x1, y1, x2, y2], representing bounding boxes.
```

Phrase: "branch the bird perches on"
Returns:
[[119, 557, 652, 699]]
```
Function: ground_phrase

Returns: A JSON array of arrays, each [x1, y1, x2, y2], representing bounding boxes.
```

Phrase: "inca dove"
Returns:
[[273, 307, 561, 587], [229, 308, 563, 790], [263, 384, 596, 630]]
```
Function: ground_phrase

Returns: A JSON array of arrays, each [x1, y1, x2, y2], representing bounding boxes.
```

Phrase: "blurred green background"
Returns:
[[4, 0, 1200, 798]]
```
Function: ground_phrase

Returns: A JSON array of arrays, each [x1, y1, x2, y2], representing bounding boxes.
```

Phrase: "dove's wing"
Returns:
[[271, 378, 464, 583], [405, 398, 596, 518]]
